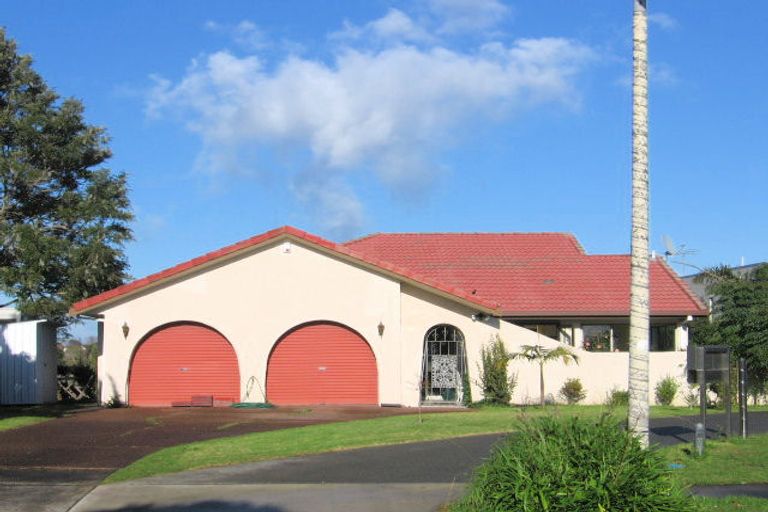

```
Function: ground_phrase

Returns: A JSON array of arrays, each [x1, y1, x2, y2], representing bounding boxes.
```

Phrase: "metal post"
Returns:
[[698, 366, 707, 436], [695, 422, 706, 456], [739, 357, 748, 438], [724, 363, 732, 438]]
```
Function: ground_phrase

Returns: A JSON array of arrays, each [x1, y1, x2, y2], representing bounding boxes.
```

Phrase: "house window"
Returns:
[[583, 324, 630, 352], [651, 325, 675, 351], [583, 324, 673, 352], [518, 323, 560, 340], [583, 325, 611, 352]]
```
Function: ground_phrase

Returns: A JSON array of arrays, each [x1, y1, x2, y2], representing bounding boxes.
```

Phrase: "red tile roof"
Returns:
[[70, 226, 500, 315], [345, 233, 707, 317], [71, 227, 707, 317]]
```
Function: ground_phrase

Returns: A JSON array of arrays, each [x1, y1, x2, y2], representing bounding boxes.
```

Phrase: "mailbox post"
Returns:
[[688, 345, 731, 438]]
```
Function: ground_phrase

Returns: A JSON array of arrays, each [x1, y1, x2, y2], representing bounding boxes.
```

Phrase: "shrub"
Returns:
[[558, 378, 586, 404], [461, 370, 473, 406], [655, 376, 680, 406], [683, 384, 699, 408], [478, 335, 514, 405], [605, 387, 630, 407], [452, 415, 693, 512], [104, 395, 124, 408]]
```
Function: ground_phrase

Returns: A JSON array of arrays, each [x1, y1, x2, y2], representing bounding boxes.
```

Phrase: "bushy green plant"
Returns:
[[655, 376, 680, 406], [452, 415, 693, 512], [478, 336, 514, 405], [605, 387, 630, 407], [558, 378, 586, 405], [461, 370, 473, 406]]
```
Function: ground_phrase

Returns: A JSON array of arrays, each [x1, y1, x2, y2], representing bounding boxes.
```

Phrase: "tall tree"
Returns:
[[510, 344, 579, 406], [0, 29, 132, 324], [692, 264, 768, 396], [628, 0, 650, 447]]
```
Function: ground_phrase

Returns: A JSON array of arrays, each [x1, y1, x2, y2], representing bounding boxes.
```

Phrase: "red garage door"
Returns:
[[267, 322, 378, 405], [129, 324, 240, 407]]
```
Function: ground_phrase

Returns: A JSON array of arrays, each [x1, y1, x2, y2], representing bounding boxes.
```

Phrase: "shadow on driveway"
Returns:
[[80, 502, 284, 512]]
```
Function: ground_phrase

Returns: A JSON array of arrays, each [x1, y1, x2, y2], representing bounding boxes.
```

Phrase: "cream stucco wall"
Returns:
[[97, 239, 402, 405], [94, 236, 689, 407], [499, 326, 688, 406]]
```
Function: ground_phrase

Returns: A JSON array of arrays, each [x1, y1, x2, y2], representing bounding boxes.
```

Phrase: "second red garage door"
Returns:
[[266, 322, 378, 405]]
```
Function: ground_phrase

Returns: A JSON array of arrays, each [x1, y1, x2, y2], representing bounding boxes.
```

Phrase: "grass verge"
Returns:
[[106, 403, 737, 483], [107, 405, 614, 482], [0, 403, 89, 432], [694, 496, 768, 512], [0, 415, 53, 431], [662, 433, 768, 487]]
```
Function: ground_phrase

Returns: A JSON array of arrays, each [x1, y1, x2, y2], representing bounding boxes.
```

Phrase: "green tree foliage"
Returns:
[[510, 344, 578, 406], [691, 264, 768, 391], [0, 29, 132, 323]]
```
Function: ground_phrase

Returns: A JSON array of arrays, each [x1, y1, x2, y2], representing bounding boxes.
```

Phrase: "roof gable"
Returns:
[[70, 226, 499, 315]]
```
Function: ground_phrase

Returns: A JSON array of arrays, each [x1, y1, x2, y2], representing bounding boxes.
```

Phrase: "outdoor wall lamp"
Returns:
[[378, 321, 385, 337], [122, 321, 130, 339]]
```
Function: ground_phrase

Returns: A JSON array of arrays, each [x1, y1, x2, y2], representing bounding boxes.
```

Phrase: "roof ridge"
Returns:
[[347, 231, 581, 236]]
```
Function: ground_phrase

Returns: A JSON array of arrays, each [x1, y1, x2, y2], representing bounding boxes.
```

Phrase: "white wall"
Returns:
[[0, 320, 57, 404], [97, 239, 402, 405], [498, 323, 688, 406]]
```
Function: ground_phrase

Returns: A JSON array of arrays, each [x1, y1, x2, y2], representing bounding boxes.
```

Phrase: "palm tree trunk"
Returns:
[[629, 0, 650, 448], [540, 362, 545, 406]]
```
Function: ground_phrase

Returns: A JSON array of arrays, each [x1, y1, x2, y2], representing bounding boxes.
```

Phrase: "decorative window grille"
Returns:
[[420, 324, 466, 404]]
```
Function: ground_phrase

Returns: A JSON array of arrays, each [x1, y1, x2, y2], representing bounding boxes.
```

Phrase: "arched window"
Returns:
[[420, 324, 467, 404]]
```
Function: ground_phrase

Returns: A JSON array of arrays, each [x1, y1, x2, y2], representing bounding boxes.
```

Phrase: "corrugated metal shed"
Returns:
[[0, 319, 58, 405]]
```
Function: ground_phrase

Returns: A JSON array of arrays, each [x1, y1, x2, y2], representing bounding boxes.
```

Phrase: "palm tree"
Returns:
[[510, 345, 579, 406], [628, 0, 651, 447]]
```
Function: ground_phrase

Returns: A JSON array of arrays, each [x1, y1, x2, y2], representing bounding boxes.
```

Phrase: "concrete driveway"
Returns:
[[3, 408, 766, 511], [68, 411, 768, 512], [0, 404, 435, 512]]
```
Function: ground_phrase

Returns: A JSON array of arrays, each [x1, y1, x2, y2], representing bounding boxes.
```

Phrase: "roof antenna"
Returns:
[[661, 234, 698, 272]]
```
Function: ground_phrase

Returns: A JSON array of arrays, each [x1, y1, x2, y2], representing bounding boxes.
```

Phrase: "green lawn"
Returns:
[[106, 403, 736, 483], [0, 415, 53, 431], [658, 432, 768, 511], [662, 433, 768, 487], [694, 496, 768, 512], [0, 403, 88, 432]]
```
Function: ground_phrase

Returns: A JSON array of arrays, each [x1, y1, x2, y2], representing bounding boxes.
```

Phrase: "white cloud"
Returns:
[[292, 175, 365, 237], [429, 0, 511, 34], [648, 12, 678, 31], [204, 19, 269, 50], [332, 9, 434, 44], [149, 7, 593, 235]]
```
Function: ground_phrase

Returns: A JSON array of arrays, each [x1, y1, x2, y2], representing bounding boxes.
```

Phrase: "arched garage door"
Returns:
[[129, 323, 240, 407], [267, 322, 378, 405]]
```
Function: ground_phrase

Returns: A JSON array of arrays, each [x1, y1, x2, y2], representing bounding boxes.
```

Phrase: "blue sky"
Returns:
[[3, 0, 766, 291]]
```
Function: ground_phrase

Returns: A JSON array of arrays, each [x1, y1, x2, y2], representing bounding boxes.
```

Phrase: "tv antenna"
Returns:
[[661, 234, 698, 271]]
